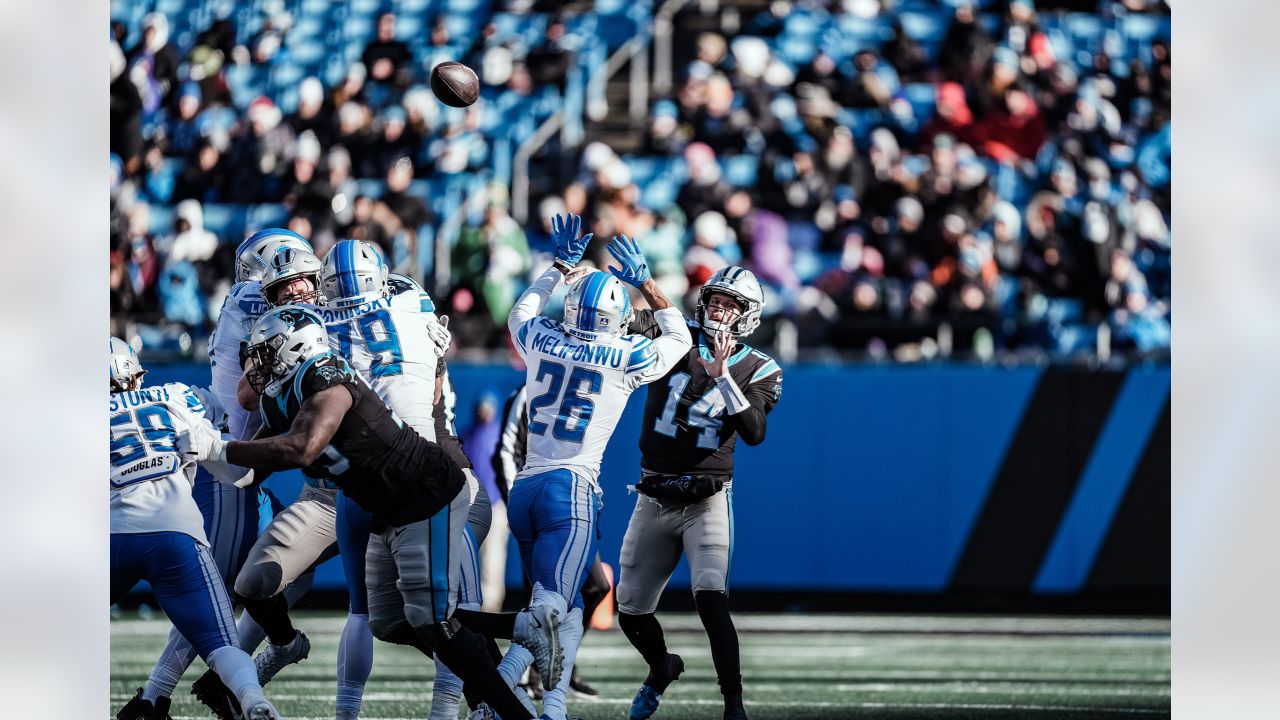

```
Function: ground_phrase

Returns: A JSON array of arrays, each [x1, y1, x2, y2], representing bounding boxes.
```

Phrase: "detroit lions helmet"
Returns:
[[321, 240, 389, 309], [563, 270, 633, 339], [109, 336, 146, 392], [261, 245, 324, 307], [244, 306, 331, 396], [236, 228, 314, 283], [696, 266, 765, 337]]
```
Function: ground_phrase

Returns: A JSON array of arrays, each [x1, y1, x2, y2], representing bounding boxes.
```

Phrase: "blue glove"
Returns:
[[551, 213, 592, 267], [606, 234, 651, 288]]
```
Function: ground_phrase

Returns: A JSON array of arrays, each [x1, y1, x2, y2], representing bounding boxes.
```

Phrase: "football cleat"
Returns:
[[191, 669, 241, 720], [244, 699, 282, 719], [629, 653, 685, 720], [723, 707, 749, 720], [465, 704, 496, 720], [254, 630, 311, 686], [513, 606, 563, 691], [569, 668, 599, 698], [116, 687, 172, 720]]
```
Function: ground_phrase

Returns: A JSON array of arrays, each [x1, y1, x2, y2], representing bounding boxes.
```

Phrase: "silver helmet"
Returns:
[[387, 272, 437, 314], [235, 228, 314, 283], [563, 270, 633, 339], [321, 240, 389, 309], [245, 306, 331, 396], [109, 336, 146, 392], [696, 266, 765, 337], [261, 245, 324, 307]]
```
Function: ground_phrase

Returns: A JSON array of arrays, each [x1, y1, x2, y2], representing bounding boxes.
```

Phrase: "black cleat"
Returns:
[[723, 707, 749, 720], [569, 668, 599, 697], [644, 653, 685, 694], [116, 687, 172, 720], [191, 668, 242, 720]]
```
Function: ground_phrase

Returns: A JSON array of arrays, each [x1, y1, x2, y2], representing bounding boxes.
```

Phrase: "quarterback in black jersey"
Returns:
[[617, 266, 783, 720], [182, 305, 557, 720]]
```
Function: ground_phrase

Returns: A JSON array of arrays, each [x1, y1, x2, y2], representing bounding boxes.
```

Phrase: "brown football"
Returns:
[[430, 61, 479, 108]]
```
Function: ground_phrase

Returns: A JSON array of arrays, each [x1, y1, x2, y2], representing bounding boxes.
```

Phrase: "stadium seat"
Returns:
[[722, 154, 759, 188], [903, 83, 936, 122], [898, 11, 948, 44], [200, 204, 249, 240], [247, 204, 288, 233], [1053, 323, 1098, 354]]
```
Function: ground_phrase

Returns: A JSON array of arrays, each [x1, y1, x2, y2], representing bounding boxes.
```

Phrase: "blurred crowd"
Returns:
[[110, 0, 1171, 360]]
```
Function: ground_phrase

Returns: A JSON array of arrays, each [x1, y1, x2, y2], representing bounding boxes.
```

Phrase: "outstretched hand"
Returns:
[[696, 329, 734, 378], [551, 213, 592, 267], [606, 234, 651, 288]]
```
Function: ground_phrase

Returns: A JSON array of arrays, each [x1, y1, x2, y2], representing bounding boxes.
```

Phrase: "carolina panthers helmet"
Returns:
[[261, 245, 324, 307], [244, 306, 331, 396], [386, 271, 437, 314], [321, 240, 389, 309], [696, 266, 765, 337], [109, 336, 146, 392], [563, 270, 633, 339], [236, 228, 314, 283]]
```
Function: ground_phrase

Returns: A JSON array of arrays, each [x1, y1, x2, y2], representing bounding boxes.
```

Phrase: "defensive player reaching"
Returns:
[[504, 215, 692, 720], [121, 228, 317, 720], [617, 267, 782, 720], [181, 305, 555, 720], [109, 337, 281, 720]]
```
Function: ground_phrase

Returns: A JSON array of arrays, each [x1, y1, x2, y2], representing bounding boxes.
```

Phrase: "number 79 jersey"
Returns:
[[511, 316, 669, 489], [109, 383, 217, 543], [318, 297, 439, 440]]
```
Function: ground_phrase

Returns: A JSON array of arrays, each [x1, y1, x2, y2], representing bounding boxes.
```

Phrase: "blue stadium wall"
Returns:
[[143, 362, 1170, 613]]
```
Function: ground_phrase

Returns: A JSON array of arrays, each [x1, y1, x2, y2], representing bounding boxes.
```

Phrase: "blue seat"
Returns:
[[836, 15, 889, 43], [224, 65, 268, 108], [898, 11, 948, 44], [247, 205, 288, 234], [640, 176, 678, 211], [903, 83, 936, 122], [344, 15, 374, 40], [200, 204, 249, 240], [394, 15, 424, 40], [356, 179, 388, 199], [722, 154, 758, 188]]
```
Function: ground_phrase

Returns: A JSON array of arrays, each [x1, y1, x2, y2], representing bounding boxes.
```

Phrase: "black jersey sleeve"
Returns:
[[298, 355, 357, 401], [723, 359, 782, 446], [627, 309, 663, 339]]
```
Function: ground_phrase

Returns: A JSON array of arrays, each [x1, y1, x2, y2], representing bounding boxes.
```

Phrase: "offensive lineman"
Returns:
[[504, 216, 692, 720], [182, 305, 557, 720], [618, 267, 782, 720], [109, 337, 281, 720], [121, 228, 317, 720]]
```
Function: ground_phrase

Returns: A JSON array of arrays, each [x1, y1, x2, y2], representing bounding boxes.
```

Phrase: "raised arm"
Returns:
[[508, 213, 593, 337], [608, 235, 694, 385]]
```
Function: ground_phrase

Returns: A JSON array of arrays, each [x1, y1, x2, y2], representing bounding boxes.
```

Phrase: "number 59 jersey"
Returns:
[[511, 316, 672, 489], [110, 383, 218, 543], [319, 297, 439, 441]]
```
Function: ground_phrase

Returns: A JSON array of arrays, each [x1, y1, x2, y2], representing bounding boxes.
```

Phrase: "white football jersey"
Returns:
[[511, 316, 670, 488], [318, 296, 439, 440], [110, 383, 216, 543], [208, 281, 270, 439]]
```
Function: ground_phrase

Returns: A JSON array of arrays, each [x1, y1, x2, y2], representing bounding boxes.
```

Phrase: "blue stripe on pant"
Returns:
[[507, 469, 599, 609], [110, 531, 238, 659], [429, 500, 452, 621], [337, 492, 372, 615], [193, 467, 260, 595]]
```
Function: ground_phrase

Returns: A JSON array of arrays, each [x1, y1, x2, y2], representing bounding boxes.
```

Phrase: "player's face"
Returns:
[[269, 277, 321, 307], [705, 292, 744, 328]]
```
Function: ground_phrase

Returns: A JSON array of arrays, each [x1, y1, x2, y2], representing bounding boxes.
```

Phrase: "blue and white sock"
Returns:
[[336, 612, 374, 719], [142, 627, 197, 702]]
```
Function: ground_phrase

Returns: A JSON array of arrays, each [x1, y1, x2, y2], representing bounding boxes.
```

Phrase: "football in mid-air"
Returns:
[[430, 61, 479, 108]]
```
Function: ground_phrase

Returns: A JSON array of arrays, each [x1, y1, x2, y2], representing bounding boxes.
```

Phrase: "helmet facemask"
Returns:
[[264, 274, 323, 307], [244, 334, 286, 396]]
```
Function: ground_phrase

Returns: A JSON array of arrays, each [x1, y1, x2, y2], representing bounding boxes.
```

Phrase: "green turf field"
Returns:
[[110, 611, 1170, 719]]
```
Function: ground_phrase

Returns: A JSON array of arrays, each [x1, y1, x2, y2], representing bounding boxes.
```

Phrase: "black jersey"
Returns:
[[259, 353, 465, 528], [631, 310, 783, 477]]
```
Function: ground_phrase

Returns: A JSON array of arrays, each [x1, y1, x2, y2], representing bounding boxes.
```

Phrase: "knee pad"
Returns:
[[234, 561, 285, 601], [691, 567, 728, 595], [403, 597, 441, 630], [367, 612, 404, 643]]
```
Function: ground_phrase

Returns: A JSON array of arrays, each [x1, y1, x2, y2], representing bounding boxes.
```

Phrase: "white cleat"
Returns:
[[513, 605, 563, 690], [254, 630, 311, 686]]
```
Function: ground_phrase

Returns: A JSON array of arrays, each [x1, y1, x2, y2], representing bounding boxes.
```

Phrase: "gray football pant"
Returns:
[[616, 488, 734, 616], [234, 485, 339, 600], [366, 486, 469, 636]]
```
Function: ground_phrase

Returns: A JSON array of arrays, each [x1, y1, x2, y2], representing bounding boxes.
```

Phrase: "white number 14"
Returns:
[[653, 372, 725, 450]]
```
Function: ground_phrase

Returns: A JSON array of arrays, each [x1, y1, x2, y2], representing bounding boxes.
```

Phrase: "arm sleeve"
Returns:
[[625, 308, 693, 389], [491, 387, 527, 503], [721, 360, 783, 446], [508, 265, 564, 359]]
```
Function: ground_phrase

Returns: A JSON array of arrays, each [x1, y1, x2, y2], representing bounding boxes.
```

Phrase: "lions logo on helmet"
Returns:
[[321, 240, 390, 309], [235, 228, 314, 283], [563, 271, 633, 339], [109, 336, 146, 392], [245, 306, 331, 396], [696, 266, 765, 337], [261, 245, 325, 307]]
